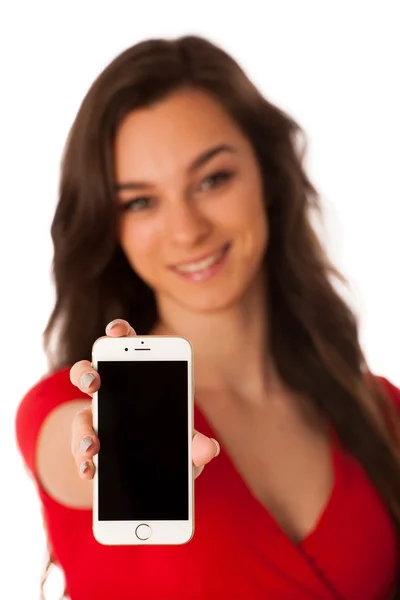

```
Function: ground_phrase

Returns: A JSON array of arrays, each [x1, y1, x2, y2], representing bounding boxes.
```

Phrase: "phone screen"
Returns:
[[97, 360, 189, 522]]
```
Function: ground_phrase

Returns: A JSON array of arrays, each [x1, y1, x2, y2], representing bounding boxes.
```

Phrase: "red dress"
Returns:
[[16, 368, 399, 600]]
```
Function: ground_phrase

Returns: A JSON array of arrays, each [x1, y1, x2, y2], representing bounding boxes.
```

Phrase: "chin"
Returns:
[[171, 281, 249, 314]]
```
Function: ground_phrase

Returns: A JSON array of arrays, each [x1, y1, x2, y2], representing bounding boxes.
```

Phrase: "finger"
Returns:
[[70, 360, 100, 396], [71, 407, 100, 480], [105, 319, 136, 337], [192, 430, 220, 468]]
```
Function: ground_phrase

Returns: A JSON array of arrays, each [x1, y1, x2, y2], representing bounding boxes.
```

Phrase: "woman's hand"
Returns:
[[69, 319, 220, 481]]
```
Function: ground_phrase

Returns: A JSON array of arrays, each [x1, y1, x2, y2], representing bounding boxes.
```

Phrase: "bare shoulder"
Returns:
[[36, 400, 93, 509]]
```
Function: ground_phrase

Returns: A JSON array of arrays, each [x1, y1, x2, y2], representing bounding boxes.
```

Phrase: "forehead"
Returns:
[[114, 88, 246, 178]]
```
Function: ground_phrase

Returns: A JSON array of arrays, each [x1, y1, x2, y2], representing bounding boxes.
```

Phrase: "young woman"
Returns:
[[16, 35, 400, 600]]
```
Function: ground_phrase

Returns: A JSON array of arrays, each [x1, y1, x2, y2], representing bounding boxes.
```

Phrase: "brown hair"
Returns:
[[44, 35, 400, 597]]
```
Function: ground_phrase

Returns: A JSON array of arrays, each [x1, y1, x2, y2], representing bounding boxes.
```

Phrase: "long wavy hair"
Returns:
[[43, 35, 400, 598]]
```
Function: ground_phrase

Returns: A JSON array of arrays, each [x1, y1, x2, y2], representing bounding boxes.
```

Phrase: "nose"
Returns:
[[164, 200, 211, 247]]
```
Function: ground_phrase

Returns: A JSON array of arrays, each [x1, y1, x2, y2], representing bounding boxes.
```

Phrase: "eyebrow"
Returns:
[[114, 143, 237, 191]]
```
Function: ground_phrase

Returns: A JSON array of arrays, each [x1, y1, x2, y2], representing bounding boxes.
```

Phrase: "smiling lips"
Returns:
[[170, 243, 231, 281]]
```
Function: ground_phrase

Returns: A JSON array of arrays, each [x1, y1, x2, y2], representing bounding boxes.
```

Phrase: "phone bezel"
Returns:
[[91, 335, 194, 545]]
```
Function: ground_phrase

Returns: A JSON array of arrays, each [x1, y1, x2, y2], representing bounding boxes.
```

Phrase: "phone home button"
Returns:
[[135, 524, 152, 540]]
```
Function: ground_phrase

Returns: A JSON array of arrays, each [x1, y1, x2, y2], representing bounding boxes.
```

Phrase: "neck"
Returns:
[[153, 272, 279, 400]]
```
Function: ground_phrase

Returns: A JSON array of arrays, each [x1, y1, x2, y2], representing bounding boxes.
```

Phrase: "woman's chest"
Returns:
[[195, 391, 335, 543], [53, 394, 398, 600], [60, 453, 398, 600]]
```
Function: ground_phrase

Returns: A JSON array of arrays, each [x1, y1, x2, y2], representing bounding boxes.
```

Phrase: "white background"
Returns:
[[1, 1, 399, 598]]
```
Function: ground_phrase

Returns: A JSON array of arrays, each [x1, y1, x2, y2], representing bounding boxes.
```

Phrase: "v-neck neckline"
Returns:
[[194, 402, 344, 550]]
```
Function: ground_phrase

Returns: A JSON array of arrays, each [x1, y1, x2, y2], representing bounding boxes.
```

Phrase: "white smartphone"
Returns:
[[91, 335, 194, 545]]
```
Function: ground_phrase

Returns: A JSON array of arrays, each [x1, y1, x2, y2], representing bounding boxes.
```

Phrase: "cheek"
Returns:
[[240, 178, 269, 256], [219, 190, 268, 257], [242, 212, 268, 260], [119, 218, 161, 274]]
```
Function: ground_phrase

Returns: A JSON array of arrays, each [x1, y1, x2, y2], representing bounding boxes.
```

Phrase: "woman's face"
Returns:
[[114, 88, 268, 313]]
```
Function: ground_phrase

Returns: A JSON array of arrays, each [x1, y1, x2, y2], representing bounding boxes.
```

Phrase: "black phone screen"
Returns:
[[97, 360, 189, 521]]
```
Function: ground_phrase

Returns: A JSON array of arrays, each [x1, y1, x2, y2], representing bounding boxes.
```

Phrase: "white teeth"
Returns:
[[175, 248, 225, 274]]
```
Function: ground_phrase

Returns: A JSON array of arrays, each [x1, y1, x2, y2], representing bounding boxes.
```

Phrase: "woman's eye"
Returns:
[[120, 197, 154, 213], [199, 170, 234, 192]]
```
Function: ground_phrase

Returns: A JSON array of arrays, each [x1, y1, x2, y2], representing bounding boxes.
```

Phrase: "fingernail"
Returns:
[[81, 373, 95, 389], [80, 436, 93, 452], [106, 319, 122, 333], [211, 438, 220, 457], [194, 465, 205, 478], [80, 461, 90, 475]]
